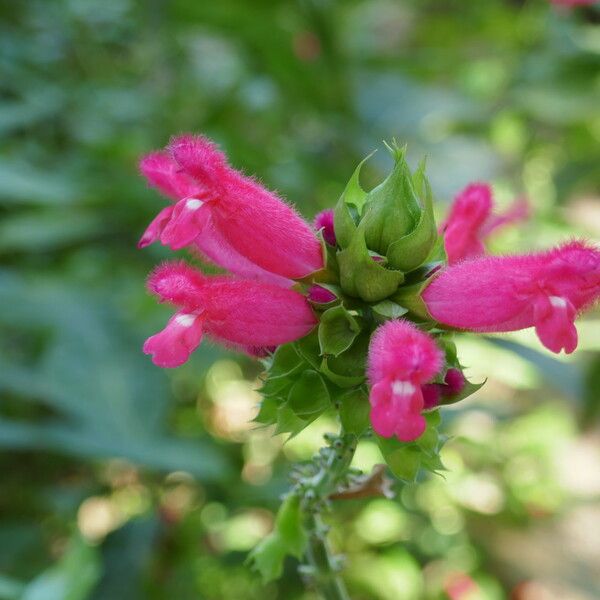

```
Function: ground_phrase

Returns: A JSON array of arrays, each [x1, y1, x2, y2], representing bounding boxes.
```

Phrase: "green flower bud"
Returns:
[[358, 143, 438, 273]]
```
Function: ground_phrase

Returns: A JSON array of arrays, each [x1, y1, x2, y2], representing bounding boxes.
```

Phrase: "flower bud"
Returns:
[[313, 209, 336, 246]]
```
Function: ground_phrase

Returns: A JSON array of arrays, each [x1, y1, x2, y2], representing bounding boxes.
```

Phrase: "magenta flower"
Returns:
[[143, 262, 317, 367], [423, 241, 600, 354], [162, 134, 323, 279], [139, 152, 293, 287], [313, 209, 336, 246], [421, 368, 466, 409], [442, 183, 528, 264], [367, 320, 444, 442]]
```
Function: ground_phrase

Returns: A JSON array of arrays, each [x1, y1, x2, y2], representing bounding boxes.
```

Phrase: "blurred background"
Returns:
[[1, 0, 599, 598]]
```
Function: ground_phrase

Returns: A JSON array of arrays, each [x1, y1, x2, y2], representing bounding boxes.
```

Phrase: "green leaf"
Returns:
[[337, 228, 404, 302], [21, 535, 100, 600], [391, 280, 433, 321], [293, 330, 322, 370], [320, 332, 369, 388], [267, 344, 306, 379], [287, 371, 330, 417], [318, 305, 361, 357], [254, 396, 280, 426], [337, 388, 371, 435], [371, 300, 409, 320], [333, 154, 371, 248], [247, 495, 307, 583]]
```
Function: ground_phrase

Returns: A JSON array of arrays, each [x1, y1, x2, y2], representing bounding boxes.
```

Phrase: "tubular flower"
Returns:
[[164, 134, 323, 279], [143, 262, 317, 367], [423, 241, 600, 354], [367, 320, 444, 441], [442, 183, 528, 264], [139, 151, 293, 287]]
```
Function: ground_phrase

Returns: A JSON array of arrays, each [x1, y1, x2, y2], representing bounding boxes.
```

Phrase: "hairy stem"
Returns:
[[299, 431, 356, 600]]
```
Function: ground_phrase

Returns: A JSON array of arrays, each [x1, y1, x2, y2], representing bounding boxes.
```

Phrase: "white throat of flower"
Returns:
[[185, 198, 204, 211], [549, 295, 567, 309], [391, 380, 416, 397]]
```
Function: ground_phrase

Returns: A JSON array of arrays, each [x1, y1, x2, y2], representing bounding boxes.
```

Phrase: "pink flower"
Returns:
[[442, 183, 528, 264], [313, 209, 336, 246], [143, 262, 317, 367], [165, 134, 323, 279], [139, 152, 292, 288], [423, 241, 600, 354], [367, 320, 444, 441]]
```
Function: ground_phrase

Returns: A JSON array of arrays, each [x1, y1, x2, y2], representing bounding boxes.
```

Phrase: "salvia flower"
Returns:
[[144, 262, 317, 367], [161, 135, 323, 279], [139, 151, 292, 287], [423, 241, 600, 354], [367, 320, 444, 441], [442, 182, 528, 264]]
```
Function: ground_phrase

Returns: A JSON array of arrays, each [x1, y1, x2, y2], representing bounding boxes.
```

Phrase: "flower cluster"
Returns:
[[140, 134, 600, 445]]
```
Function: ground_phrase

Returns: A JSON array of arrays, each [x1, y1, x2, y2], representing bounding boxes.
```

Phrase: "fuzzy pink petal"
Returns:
[[481, 196, 529, 237], [369, 382, 396, 438], [170, 134, 323, 279], [193, 220, 293, 288], [138, 205, 174, 249], [533, 296, 578, 354], [143, 311, 204, 368], [147, 261, 206, 308], [139, 151, 201, 200], [367, 320, 444, 384], [160, 196, 211, 251], [394, 413, 427, 442]]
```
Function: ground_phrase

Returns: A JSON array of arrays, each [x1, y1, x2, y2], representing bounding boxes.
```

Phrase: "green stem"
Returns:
[[305, 513, 350, 600], [299, 432, 356, 600]]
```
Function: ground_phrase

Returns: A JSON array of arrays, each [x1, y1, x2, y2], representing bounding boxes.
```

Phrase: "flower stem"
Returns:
[[298, 431, 357, 600], [304, 513, 351, 600]]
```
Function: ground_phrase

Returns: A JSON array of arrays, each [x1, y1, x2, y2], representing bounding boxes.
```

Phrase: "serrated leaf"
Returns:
[[254, 396, 279, 426], [268, 344, 306, 379], [337, 388, 371, 435], [293, 329, 322, 370], [288, 370, 330, 417], [318, 305, 361, 357]]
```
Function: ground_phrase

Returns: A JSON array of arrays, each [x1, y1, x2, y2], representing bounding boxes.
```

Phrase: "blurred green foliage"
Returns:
[[0, 0, 599, 598]]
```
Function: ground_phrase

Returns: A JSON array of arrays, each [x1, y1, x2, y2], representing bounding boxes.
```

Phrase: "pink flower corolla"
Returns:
[[139, 152, 292, 288], [423, 241, 600, 354], [313, 209, 336, 246], [442, 183, 529, 264], [161, 134, 323, 279], [367, 320, 444, 442], [143, 262, 317, 367]]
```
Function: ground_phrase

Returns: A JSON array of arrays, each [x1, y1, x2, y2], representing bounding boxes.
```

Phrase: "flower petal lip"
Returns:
[[168, 134, 324, 279]]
